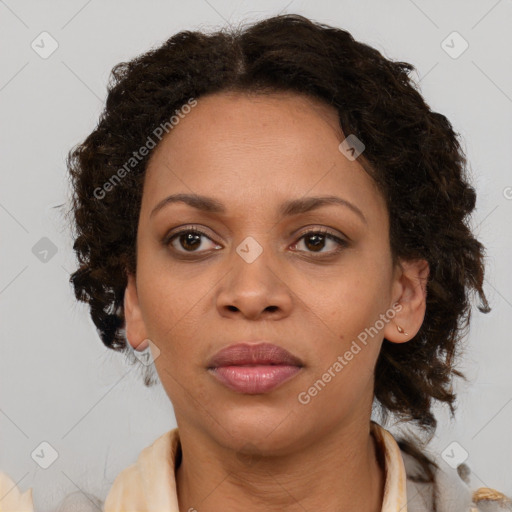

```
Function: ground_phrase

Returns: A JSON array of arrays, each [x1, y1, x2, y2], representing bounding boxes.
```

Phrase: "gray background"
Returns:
[[1, 0, 511, 510]]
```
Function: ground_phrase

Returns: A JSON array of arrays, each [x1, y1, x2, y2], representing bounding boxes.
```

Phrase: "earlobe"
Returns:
[[384, 258, 430, 344], [124, 273, 149, 351]]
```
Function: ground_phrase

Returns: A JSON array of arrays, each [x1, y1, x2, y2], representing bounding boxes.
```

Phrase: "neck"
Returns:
[[175, 419, 385, 512]]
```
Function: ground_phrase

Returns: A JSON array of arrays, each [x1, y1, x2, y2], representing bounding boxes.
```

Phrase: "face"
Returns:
[[124, 91, 428, 454]]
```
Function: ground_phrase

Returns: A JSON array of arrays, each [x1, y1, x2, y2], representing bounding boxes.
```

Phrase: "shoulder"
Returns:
[[0, 470, 103, 512], [471, 487, 512, 512], [0, 471, 34, 511], [52, 463, 144, 512], [56, 429, 178, 512], [101, 459, 143, 511], [399, 446, 512, 512], [103, 428, 179, 511]]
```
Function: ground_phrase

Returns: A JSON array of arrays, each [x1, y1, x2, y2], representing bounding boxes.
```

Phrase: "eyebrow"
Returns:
[[149, 193, 367, 224]]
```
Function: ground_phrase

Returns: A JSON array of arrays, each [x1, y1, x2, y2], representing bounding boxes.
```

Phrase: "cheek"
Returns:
[[136, 280, 196, 374], [302, 261, 387, 330], [298, 260, 390, 378], [137, 251, 209, 335]]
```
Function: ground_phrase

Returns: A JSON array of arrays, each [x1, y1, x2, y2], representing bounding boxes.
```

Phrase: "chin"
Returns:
[[206, 404, 307, 454]]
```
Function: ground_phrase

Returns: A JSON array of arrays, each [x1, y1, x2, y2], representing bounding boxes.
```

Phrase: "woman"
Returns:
[[1, 13, 510, 512]]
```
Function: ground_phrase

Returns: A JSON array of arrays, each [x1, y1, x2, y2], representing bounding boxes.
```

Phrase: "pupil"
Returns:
[[306, 234, 324, 252], [181, 232, 201, 251]]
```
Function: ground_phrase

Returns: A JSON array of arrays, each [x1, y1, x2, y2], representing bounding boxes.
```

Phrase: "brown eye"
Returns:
[[165, 228, 221, 254], [303, 233, 327, 252], [292, 229, 348, 255], [177, 232, 202, 251]]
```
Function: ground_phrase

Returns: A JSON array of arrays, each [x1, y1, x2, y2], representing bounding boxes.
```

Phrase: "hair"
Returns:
[[65, 13, 490, 497]]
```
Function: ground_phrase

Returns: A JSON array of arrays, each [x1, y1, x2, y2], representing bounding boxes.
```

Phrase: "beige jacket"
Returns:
[[1, 422, 510, 511]]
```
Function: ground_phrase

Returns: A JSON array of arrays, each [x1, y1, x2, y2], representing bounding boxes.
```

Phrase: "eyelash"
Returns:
[[163, 226, 348, 258]]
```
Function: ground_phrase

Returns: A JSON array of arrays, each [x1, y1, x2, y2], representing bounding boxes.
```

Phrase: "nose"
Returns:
[[215, 243, 293, 321]]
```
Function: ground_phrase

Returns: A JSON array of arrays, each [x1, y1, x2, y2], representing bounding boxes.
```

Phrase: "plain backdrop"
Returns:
[[1, 0, 511, 510]]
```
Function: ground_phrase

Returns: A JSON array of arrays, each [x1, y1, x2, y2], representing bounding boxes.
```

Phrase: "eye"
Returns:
[[163, 226, 348, 257], [290, 228, 348, 255], [164, 227, 222, 254]]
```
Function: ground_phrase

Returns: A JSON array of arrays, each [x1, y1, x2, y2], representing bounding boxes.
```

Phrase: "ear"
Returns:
[[124, 273, 149, 351], [383, 258, 430, 344]]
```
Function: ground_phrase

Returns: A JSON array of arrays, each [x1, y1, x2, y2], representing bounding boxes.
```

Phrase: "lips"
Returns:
[[207, 342, 304, 368], [207, 342, 303, 394]]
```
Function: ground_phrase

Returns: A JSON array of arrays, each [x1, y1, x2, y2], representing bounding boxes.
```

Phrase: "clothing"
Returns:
[[1, 421, 510, 511], [102, 421, 512, 512], [0, 473, 101, 512], [0, 472, 34, 512]]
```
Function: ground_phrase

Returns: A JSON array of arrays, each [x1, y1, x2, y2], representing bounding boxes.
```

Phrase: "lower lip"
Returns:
[[208, 365, 302, 394]]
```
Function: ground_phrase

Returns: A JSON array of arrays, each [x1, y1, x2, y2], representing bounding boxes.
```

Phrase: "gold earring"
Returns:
[[396, 325, 409, 336]]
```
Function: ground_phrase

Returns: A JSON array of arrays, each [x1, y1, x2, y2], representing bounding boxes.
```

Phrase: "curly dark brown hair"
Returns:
[[65, 13, 490, 476]]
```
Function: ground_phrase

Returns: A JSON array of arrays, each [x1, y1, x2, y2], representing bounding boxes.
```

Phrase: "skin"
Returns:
[[124, 91, 430, 511]]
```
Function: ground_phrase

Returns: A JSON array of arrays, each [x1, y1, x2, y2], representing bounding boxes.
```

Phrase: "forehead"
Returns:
[[149, 91, 343, 160], [142, 91, 386, 225]]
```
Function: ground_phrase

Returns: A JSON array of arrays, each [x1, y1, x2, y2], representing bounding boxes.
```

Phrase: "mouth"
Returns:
[[207, 342, 304, 394]]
